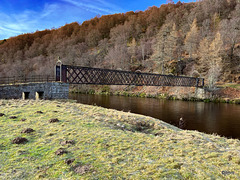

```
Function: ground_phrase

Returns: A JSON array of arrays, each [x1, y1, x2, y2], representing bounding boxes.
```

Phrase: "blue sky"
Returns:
[[0, 0, 195, 40]]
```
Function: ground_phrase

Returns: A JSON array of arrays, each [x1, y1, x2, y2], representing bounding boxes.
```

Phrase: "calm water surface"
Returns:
[[69, 94, 240, 139]]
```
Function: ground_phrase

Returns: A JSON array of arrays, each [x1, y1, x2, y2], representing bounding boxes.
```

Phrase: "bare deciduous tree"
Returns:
[[220, 18, 240, 61], [198, 32, 223, 89], [104, 44, 130, 70], [152, 24, 171, 73], [184, 19, 199, 58]]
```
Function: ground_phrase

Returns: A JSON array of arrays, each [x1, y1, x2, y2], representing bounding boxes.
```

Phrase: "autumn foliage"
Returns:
[[0, 0, 239, 85]]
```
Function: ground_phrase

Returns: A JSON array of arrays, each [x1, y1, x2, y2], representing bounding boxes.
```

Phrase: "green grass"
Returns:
[[0, 100, 240, 179], [218, 83, 240, 90]]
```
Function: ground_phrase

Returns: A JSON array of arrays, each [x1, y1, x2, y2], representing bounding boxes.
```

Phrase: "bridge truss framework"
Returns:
[[56, 65, 204, 87]]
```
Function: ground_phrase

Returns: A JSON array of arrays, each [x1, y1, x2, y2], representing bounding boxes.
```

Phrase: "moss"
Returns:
[[167, 95, 178, 100], [189, 97, 199, 101], [157, 93, 167, 99], [233, 99, 240, 104], [220, 99, 227, 103], [146, 94, 156, 98], [113, 91, 121, 96], [204, 99, 210, 103], [87, 89, 95, 94], [101, 85, 110, 93], [122, 91, 130, 97], [139, 92, 146, 98]]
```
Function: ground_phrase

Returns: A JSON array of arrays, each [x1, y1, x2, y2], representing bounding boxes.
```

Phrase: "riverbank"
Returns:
[[0, 100, 239, 179], [70, 84, 240, 104]]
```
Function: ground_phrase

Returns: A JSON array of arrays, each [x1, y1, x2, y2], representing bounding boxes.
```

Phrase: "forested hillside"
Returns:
[[0, 0, 239, 87]]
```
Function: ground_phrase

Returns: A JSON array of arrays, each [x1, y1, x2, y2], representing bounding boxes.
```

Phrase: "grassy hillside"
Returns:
[[0, 100, 240, 179]]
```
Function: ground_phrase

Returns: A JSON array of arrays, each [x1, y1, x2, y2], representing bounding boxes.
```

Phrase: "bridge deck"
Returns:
[[58, 65, 204, 87]]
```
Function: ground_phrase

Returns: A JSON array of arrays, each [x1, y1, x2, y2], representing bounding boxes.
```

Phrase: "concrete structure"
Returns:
[[0, 82, 69, 100]]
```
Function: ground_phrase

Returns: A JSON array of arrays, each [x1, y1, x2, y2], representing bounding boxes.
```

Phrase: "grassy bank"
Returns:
[[0, 100, 240, 179]]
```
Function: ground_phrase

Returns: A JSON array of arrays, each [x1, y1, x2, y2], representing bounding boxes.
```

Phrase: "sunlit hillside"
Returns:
[[0, 0, 239, 85]]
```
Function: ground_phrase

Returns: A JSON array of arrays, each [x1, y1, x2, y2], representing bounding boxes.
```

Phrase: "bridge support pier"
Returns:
[[0, 82, 69, 100]]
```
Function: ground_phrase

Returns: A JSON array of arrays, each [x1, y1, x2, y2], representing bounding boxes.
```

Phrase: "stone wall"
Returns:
[[0, 82, 69, 100]]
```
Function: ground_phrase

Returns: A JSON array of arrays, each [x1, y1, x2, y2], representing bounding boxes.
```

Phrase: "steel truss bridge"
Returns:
[[56, 65, 204, 87]]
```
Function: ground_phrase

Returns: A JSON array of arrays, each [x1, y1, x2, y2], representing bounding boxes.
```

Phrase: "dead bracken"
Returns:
[[12, 137, 28, 144], [55, 148, 68, 155], [21, 128, 35, 134], [49, 118, 60, 123]]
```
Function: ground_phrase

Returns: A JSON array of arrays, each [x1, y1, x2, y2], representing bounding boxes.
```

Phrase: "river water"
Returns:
[[69, 93, 240, 139]]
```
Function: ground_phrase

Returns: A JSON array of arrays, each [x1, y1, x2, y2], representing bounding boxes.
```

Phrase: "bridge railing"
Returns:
[[0, 75, 55, 85]]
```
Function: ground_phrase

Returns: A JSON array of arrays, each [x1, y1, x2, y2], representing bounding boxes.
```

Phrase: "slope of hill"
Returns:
[[0, 0, 239, 87], [0, 100, 240, 179]]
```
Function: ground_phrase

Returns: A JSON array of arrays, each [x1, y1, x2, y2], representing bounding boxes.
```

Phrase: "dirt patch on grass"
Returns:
[[55, 148, 68, 155], [74, 165, 92, 175], [21, 128, 34, 134], [65, 159, 75, 165], [47, 133, 55, 136], [0, 113, 5, 117], [12, 137, 28, 144], [110, 117, 159, 134], [9, 116, 17, 119], [131, 120, 154, 132], [49, 118, 60, 123], [60, 140, 75, 145]]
